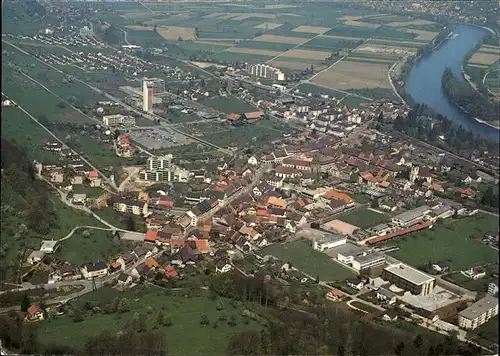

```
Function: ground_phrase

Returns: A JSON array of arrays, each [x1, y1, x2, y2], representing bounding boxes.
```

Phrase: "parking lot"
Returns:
[[129, 128, 192, 149]]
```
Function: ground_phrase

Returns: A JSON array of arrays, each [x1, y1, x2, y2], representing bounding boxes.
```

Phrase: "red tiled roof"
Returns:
[[244, 111, 264, 119], [163, 264, 178, 278], [88, 170, 98, 178], [256, 209, 269, 216], [145, 229, 158, 242], [27, 305, 42, 315], [195, 239, 211, 254]]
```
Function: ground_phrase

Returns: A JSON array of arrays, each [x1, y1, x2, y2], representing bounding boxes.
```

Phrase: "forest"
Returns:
[[1, 139, 59, 281], [389, 104, 499, 159], [441, 68, 499, 126]]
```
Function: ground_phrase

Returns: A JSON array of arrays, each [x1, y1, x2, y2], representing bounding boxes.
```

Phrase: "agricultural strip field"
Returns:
[[126, 25, 196, 40], [387, 214, 499, 271], [279, 48, 332, 60], [338, 208, 387, 229], [252, 34, 306, 45], [223, 47, 283, 57], [254, 22, 283, 30], [270, 60, 316, 71], [325, 25, 419, 41], [355, 44, 417, 57], [312, 60, 392, 90], [292, 25, 331, 34], [401, 29, 438, 41], [261, 240, 356, 282], [36, 287, 266, 356], [235, 40, 295, 52], [469, 53, 499, 66]]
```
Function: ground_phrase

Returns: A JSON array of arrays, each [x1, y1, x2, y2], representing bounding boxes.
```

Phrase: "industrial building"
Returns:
[[391, 205, 431, 227], [458, 295, 498, 330], [246, 63, 285, 81], [381, 263, 435, 296], [334, 243, 386, 272], [313, 233, 346, 252], [102, 114, 136, 127]]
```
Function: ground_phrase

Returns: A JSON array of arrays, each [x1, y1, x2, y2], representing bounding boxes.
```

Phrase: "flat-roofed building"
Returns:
[[458, 295, 498, 330], [333, 243, 386, 272], [391, 205, 431, 227], [313, 233, 346, 252], [382, 263, 435, 296], [352, 251, 386, 272]]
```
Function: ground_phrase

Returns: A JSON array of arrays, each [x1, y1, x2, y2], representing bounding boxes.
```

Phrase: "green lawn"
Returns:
[[443, 269, 498, 293], [388, 214, 499, 271], [341, 95, 369, 108], [339, 208, 387, 229], [71, 186, 105, 198], [94, 207, 131, 230], [261, 240, 356, 282], [55, 229, 131, 265], [49, 196, 106, 239], [298, 83, 346, 98], [37, 286, 265, 355]]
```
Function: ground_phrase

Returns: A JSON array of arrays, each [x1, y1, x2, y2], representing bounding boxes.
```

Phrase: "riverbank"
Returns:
[[403, 23, 499, 140]]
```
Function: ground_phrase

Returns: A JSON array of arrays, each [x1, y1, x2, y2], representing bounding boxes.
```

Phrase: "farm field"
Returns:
[[261, 240, 356, 282], [469, 52, 499, 66], [312, 60, 392, 90], [36, 286, 266, 356], [126, 25, 196, 41], [55, 229, 131, 266], [252, 34, 305, 45], [297, 83, 347, 98], [387, 214, 499, 271], [292, 25, 331, 34], [338, 208, 387, 229]]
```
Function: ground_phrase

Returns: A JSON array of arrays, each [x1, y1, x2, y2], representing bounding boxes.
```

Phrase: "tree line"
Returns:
[[441, 68, 499, 126]]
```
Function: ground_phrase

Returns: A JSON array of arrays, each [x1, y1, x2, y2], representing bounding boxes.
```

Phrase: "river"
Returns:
[[404, 23, 499, 142]]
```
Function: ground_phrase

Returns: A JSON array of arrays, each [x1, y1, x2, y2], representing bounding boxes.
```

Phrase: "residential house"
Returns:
[[346, 277, 364, 290], [117, 273, 133, 286], [90, 178, 102, 187], [26, 251, 45, 265], [178, 245, 197, 265], [24, 305, 44, 322], [71, 176, 83, 185], [40, 240, 59, 253], [133, 244, 158, 260], [163, 264, 178, 280], [80, 261, 108, 279], [247, 156, 258, 166], [382, 308, 399, 322], [116, 253, 137, 270], [432, 261, 449, 274], [376, 287, 397, 305], [215, 260, 233, 273], [72, 194, 87, 204], [50, 171, 64, 183], [326, 288, 344, 302]]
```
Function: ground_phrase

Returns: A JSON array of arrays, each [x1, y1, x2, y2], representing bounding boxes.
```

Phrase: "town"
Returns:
[[1, 0, 498, 355]]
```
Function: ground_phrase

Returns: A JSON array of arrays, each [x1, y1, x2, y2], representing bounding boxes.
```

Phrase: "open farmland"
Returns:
[[386, 19, 436, 27], [223, 47, 282, 57], [254, 22, 283, 30], [293, 25, 331, 34], [252, 34, 305, 45], [388, 214, 499, 271], [261, 241, 356, 282], [469, 53, 500, 66], [312, 60, 392, 90], [269, 60, 313, 71], [280, 48, 332, 60], [402, 29, 438, 41], [126, 25, 196, 40]]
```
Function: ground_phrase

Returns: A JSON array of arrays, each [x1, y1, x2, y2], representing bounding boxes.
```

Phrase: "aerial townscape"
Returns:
[[1, 0, 499, 355]]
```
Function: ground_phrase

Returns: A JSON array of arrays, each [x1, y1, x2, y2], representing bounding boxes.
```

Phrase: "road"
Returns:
[[2, 92, 119, 192], [388, 55, 408, 104], [3, 40, 234, 156]]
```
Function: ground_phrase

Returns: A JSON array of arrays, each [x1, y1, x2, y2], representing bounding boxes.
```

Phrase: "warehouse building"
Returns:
[[458, 295, 498, 330], [391, 205, 431, 227], [382, 263, 435, 296], [333, 243, 386, 272]]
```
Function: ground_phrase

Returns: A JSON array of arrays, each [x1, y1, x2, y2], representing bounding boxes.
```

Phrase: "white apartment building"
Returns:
[[313, 234, 346, 252], [246, 63, 285, 81], [458, 295, 498, 330]]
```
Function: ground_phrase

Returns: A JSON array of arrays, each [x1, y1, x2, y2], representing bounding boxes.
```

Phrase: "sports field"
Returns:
[[261, 240, 356, 282], [339, 208, 388, 229], [388, 214, 499, 271]]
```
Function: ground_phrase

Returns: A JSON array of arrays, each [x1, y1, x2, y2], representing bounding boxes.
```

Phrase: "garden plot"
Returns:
[[269, 60, 313, 70], [292, 25, 331, 34], [312, 60, 391, 90]]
